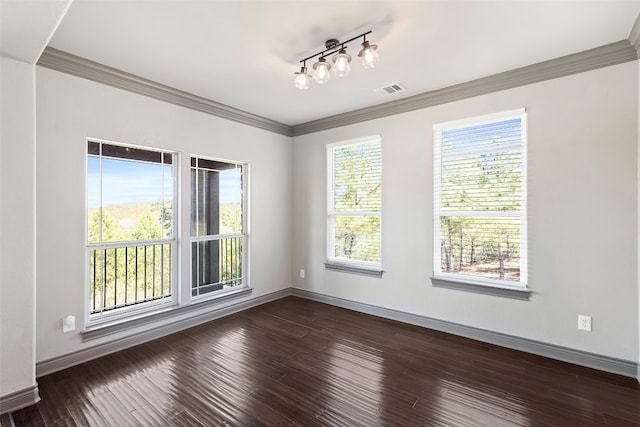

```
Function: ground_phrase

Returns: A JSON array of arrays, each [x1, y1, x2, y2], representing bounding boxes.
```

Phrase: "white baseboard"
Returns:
[[33, 286, 639, 382], [0, 385, 40, 415]]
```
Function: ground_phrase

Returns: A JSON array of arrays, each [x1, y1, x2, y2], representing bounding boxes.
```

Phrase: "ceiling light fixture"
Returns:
[[312, 57, 331, 84], [294, 66, 311, 90], [358, 36, 379, 69], [294, 31, 379, 89], [332, 48, 352, 77]]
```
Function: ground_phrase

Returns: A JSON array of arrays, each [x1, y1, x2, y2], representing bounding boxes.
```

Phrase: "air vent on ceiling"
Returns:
[[374, 83, 406, 97]]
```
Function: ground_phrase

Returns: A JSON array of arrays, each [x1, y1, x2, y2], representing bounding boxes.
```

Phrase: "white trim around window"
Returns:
[[84, 138, 253, 335], [326, 135, 383, 276], [85, 139, 179, 326], [432, 109, 529, 298], [190, 156, 249, 301]]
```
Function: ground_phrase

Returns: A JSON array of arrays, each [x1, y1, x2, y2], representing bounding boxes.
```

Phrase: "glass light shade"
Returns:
[[358, 41, 380, 69], [332, 50, 352, 77], [294, 67, 311, 90], [312, 58, 331, 84]]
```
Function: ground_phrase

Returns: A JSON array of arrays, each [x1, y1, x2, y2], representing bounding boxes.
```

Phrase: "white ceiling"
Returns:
[[4, 1, 640, 126], [0, 0, 71, 64]]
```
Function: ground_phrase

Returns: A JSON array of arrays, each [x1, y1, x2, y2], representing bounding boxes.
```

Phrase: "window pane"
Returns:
[[220, 168, 243, 234], [333, 215, 381, 263], [191, 168, 215, 237], [440, 216, 520, 282], [191, 240, 220, 293], [435, 111, 526, 286], [333, 142, 381, 212], [191, 160, 243, 237], [87, 141, 175, 320], [328, 137, 382, 268], [440, 118, 523, 212], [161, 164, 173, 239], [191, 156, 246, 298], [88, 140, 100, 156], [88, 143, 173, 245], [191, 237, 243, 297], [97, 158, 170, 242], [87, 156, 101, 244]]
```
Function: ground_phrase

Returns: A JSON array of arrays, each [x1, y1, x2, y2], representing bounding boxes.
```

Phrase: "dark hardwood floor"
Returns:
[[9, 296, 640, 426]]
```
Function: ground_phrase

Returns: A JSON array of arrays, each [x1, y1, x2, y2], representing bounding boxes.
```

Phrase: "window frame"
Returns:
[[326, 135, 383, 276], [85, 138, 179, 326], [190, 155, 249, 300], [432, 109, 528, 296]]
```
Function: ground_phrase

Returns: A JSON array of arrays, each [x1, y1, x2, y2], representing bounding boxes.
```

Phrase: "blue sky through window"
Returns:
[[88, 157, 241, 208]]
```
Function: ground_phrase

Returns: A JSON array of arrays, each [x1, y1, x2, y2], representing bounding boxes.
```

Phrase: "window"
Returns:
[[433, 109, 527, 291], [191, 157, 247, 297], [327, 135, 382, 275], [87, 141, 176, 322], [86, 141, 252, 332]]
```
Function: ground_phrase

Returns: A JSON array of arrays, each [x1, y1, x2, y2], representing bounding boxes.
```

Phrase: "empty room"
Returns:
[[1, 0, 640, 425]]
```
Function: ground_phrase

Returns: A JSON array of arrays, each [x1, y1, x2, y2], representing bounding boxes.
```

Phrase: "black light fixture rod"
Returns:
[[299, 30, 372, 64]]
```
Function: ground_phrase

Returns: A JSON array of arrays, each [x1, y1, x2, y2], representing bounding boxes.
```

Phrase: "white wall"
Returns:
[[292, 61, 639, 362], [21, 53, 640, 374], [0, 57, 37, 398], [35, 67, 292, 363]]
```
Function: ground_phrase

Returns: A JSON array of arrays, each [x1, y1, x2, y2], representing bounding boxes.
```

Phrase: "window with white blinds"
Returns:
[[433, 109, 527, 289], [327, 136, 382, 272]]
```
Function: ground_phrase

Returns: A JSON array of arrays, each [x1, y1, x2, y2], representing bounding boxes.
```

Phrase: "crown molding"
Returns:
[[37, 47, 293, 137], [292, 40, 638, 136], [37, 39, 637, 139], [629, 12, 640, 58]]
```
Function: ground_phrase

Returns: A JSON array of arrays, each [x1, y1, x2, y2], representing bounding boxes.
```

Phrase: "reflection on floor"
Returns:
[[10, 296, 640, 426]]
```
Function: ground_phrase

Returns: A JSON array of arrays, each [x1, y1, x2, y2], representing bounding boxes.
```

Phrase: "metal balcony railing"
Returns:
[[89, 241, 173, 315], [191, 235, 244, 297], [89, 236, 244, 315]]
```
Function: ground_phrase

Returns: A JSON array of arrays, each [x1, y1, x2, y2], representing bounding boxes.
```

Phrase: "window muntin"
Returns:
[[191, 157, 246, 297], [433, 110, 527, 288], [327, 136, 382, 269], [87, 140, 176, 322]]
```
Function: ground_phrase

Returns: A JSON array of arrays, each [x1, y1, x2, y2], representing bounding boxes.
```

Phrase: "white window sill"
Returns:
[[82, 287, 253, 341], [430, 276, 530, 300], [324, 260, 383, 277]]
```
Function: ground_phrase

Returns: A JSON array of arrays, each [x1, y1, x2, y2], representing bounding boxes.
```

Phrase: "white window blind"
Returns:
[[433, 109, 527, 288], [327, 136, 382, 270]]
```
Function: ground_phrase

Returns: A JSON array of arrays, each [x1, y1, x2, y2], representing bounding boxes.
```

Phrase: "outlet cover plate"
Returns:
[[63, 315, 76, 333], [578, 315, 592, 332]]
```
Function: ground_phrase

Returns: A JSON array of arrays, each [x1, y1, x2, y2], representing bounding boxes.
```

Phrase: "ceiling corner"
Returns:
[[0, 0, 73, 64]]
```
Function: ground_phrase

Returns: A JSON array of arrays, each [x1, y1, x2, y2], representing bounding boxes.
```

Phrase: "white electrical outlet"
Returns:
[[299, 269, 305, 279], [62, 315, 75, 333], [578, 315, 592, 332]]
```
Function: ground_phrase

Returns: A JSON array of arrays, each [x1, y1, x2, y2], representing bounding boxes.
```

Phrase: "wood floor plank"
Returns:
[[165, 411, 205, 427], [0, 413, 12, 427], [9, 296, 640, 426], [8, 406, 46, 427], [46, 417, 79, 427]]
